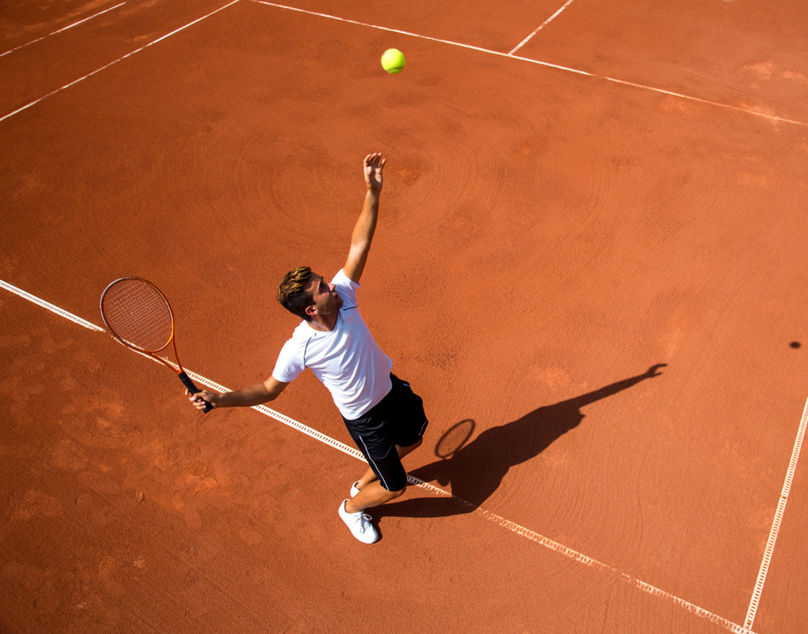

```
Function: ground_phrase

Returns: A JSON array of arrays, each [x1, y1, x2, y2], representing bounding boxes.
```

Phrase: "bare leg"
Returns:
[[353, 439, 422, 492], [345, 481, 403, 513], [355, 466, 377, 491], [347, 439, 423, 512]]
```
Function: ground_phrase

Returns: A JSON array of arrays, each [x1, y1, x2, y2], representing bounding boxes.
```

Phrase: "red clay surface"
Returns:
[[2, 0, 808, 631]]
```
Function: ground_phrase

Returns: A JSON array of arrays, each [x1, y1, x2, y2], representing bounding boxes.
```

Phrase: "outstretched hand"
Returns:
[[645, 364, 667, 377], [363, 153, 385, 194]]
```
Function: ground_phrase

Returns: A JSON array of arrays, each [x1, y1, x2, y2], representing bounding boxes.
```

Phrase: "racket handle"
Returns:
[[179, 371, 212, 413]]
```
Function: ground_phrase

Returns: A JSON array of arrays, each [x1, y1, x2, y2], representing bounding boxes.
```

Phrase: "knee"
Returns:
[[397, 438, 422, 458], [383, 486, 406, 502]]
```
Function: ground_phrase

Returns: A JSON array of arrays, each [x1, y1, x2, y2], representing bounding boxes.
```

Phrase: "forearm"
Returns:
[[343, 153, 385, 283], [351, 188, 380, 249], [215, 382, 277, 408]]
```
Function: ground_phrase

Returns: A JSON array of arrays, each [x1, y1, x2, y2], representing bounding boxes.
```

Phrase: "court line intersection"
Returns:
[[1, 0, 805, 127]]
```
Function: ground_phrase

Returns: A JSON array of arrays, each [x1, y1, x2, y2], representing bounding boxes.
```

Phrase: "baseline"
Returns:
[[0, 278, 751, 633]]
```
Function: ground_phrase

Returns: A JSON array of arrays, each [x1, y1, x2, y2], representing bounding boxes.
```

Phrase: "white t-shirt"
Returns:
[[272, 269, 393, 419]]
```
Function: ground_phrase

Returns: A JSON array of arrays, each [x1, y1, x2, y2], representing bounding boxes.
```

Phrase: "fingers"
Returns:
[[363, 152, 386, 170], [187, 390, 215, 410], [363, 153, 385, 193]]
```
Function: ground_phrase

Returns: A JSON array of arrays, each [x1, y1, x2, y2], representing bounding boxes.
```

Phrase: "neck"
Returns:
[[308, 313, 338, 332]]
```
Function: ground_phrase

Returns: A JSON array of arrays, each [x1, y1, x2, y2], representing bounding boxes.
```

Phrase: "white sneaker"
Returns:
[[350, 481, 361, 497], [338, 499, 379, 544]]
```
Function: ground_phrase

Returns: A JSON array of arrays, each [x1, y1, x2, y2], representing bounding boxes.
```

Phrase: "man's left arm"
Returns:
[[343, 153, 385, 283]]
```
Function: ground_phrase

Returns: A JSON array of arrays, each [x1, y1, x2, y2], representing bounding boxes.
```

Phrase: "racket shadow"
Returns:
[[379, 364, 667, 520]]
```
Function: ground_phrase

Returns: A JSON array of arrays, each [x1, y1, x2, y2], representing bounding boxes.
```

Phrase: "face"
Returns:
[[305, 273, 343, 318]]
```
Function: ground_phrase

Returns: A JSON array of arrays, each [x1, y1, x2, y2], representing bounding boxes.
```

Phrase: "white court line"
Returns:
[[601, 76, 807, 127], [252, 0, 591, 77], [252, 0, 807, 128], [509, 0, 577, 56], [0, 279, 105, 332], [0, 277, 751, 633], [0, 0, 241, 124], [0, 2, 127, 58], [0, 0, 791, 625], [3, 0, 801, 128], [744, 397, 808, 630]]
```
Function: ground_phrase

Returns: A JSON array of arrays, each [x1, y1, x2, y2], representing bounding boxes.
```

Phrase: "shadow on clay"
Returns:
[[377, 364, 667, 520]]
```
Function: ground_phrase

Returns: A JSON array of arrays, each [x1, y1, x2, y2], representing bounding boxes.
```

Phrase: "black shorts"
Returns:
[[342, 374, 428, 492]]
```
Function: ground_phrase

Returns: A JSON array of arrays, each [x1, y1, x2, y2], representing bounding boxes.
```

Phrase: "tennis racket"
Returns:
[[99, 276, 211, 413]]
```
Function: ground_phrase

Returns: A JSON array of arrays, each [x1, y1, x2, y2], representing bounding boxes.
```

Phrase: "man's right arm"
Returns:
[[342, 153, 385, 284], [190, 376, 289, 411]]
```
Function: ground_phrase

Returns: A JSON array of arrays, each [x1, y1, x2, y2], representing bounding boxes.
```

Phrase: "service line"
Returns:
[[252, 0, 592, 77], [0, 2, 127, 58], [0, 277, 751, 633], [252, 0, 807, 128]]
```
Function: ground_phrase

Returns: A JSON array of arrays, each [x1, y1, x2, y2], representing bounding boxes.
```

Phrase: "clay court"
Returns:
[[2, 0, 808, 631]]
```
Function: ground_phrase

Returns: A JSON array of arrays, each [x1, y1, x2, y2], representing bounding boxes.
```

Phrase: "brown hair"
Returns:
[[277, 265, 314, 320]]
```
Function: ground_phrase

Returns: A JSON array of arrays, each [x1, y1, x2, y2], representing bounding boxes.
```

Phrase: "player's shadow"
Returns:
[[378, 364, 667, 519]]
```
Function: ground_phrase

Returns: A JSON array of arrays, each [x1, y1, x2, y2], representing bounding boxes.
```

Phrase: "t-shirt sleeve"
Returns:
[[272, 337, 306, 383], [332, 269, 359, 309]]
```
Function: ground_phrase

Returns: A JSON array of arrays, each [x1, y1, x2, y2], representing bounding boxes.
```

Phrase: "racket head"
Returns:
[[100, 277, 174, 353], [434, 419, 475, 459]]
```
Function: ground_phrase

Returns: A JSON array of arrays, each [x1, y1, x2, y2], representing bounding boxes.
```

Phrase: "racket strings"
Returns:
[[101, 279, 173, 352]]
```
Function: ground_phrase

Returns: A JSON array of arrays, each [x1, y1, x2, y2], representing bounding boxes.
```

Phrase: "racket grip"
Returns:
[[179, 371, 212, 413]]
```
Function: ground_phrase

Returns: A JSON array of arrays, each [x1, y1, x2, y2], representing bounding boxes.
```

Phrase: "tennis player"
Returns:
[[189, 153, 428, 544]]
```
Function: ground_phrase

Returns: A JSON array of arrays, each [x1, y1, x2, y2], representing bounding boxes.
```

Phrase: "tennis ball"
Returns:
[[381, 48, 406, 74]]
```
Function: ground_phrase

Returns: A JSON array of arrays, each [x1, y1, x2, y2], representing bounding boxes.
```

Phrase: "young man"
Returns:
[[189, 153, 428, 544]]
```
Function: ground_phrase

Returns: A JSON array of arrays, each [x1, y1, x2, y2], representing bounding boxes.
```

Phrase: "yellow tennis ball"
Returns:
[[381, 48, 406, 74]]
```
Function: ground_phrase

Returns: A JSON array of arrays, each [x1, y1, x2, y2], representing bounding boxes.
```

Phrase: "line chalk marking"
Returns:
[[0, 3, 127, 58], [1, 278, 751, 632], [0, 1, 798, 627], [0, 0, 241, 124], [252, 0, 591, 77], [509, 0, 577, 55], [744, 397, 808, 630], [601, 76, 806, 127], [0, 279, 104, 332], [252, 0, 807, 128]]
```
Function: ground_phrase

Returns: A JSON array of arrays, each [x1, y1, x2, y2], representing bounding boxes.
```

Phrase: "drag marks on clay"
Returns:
[[9, 489, 64, 521], [741, 61, 808, 86]]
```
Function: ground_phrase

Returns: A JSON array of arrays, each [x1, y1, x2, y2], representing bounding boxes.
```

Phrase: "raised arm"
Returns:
[[343, 153, 385, 283]]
